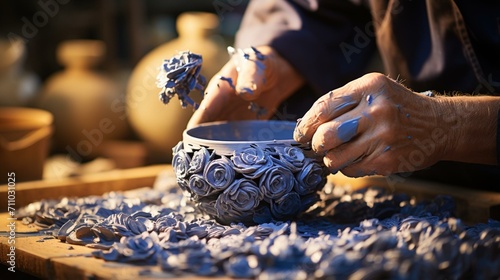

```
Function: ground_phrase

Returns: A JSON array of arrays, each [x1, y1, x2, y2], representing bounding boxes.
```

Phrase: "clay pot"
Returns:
[[0, 107, 53, 183], [126, 12, 227, 163], [37, 40, 129, 160]]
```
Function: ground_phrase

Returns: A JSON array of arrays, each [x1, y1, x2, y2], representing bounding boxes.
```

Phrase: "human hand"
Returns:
[[294, 73, 453, 177], [187, 46, 304, 129]]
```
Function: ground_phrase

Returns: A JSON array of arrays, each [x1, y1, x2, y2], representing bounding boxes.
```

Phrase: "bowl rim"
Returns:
[[182, 120, 300, 155]]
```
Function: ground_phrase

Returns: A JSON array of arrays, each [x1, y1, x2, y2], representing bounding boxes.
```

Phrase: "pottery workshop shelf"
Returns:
[[1, 165, 499, 279]]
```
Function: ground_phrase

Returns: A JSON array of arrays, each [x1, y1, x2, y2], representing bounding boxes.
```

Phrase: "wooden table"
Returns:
[[1, 165, 499, 279]]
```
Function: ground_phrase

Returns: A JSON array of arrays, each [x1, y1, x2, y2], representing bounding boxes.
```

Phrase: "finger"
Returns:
[[187, 65, 238, 129], [323, 142, 366, 175], [310, 107, 375, 155], [294, 89, 362, 143], [233, 47, 267, 101], [323, 135, 382, 177], [324, 130, 395, 177]]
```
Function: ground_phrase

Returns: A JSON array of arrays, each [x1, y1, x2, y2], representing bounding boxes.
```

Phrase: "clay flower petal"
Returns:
[[215, 179, 262, 223], [173, 149, 191, 179], [272, 146, 305, 172], [189, 174, 218, 197], [189, 147, 212, 174], [270, 192, 301, 219], [204, 156, 235, 191], [259, 165, 295, 201], [295, 158, 327, 195], [232, 145, 273, 179]]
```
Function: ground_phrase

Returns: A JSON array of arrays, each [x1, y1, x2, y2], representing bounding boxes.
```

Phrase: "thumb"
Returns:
[[230, 46, 268, 101]]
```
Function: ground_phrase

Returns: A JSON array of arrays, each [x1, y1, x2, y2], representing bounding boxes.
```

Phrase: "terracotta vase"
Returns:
[[126, 12, 228, 163], [0, 38, 40, 106], [37, 40, 129, 160]]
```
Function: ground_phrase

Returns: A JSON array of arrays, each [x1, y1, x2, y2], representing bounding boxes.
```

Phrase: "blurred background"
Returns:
[[0, 0, 249, 182]]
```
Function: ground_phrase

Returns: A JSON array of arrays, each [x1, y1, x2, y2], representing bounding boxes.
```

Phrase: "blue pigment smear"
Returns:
[[407, 135, 412, 140], [366, 95, 373, 105], [240, 87, 254, 95], [406, 113, 410, 118], [251, 46, 265, 60], [334, 96, 357, 112], [383, 146, 391, 152], [219, 76, 235, 90], [396, 104, 402, 112], [337, 116, 361, 143]]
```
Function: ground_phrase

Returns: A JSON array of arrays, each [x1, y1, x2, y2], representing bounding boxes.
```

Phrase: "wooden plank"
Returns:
[[0, 165, 169, 208], [1, 166, 499, 279], [0, 212, 228, 279], [328, 173, 500, 224], [0, 235, 190, 279]]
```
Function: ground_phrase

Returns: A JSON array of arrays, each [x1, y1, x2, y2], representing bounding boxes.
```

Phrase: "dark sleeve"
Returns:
[[235, 0, 376, 96]]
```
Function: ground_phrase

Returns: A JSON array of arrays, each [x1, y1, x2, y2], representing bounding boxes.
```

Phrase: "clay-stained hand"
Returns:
[[187, 46, 304, 129], [294, 73, 454, 177]]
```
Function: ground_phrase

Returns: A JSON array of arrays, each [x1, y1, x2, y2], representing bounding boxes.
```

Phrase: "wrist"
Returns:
[[430, 96, 460, 161], [434, 95, 500, 164]]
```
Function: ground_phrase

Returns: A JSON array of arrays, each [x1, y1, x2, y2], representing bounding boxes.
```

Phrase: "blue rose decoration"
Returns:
[[189, 147, 212, 174], [173, 149, 191, 179], [232, 145, 273, 179], [189, 174, 218, 197], [268, 146, 305, 172], [215, 179, 261, 224], [270, 192, 301, 219], [156, 51, 206, 109], [295, 158, 327, 195], [196, 199, 218, 218], [204, 156, 235, 191], [175, 140, 328, 224], [259, 165, 295, 201], [172, 141, 184, 155]]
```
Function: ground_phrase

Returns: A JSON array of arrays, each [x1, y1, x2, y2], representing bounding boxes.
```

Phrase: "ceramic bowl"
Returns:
[[172, 120, 328, 225]]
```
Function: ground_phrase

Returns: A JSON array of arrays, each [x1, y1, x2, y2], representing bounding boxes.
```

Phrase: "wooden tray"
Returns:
[[1, 165, 499, 279]]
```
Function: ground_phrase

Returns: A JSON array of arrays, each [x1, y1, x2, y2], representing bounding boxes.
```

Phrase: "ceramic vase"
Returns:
[[37, 40, 129, 160]]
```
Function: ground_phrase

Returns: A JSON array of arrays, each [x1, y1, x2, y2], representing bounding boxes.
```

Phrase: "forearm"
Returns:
[[436, 95, 500, 165]]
